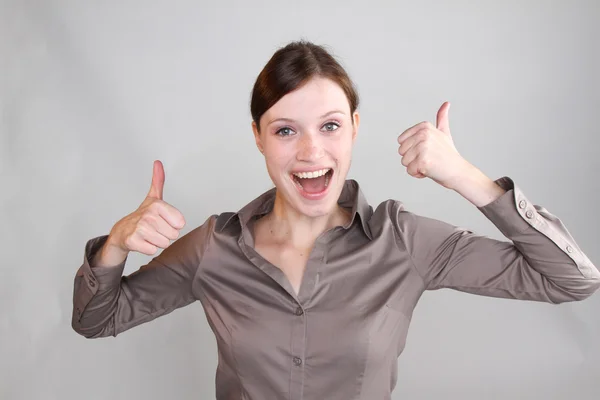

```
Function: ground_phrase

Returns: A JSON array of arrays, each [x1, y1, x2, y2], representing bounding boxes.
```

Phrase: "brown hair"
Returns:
[[250, 40, 359, 133]]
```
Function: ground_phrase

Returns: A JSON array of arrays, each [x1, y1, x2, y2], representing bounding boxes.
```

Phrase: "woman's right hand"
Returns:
[[95, 160, 186, 268]]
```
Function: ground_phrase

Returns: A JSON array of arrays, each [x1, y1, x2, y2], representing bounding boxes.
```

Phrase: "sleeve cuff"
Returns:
[[476, 176, 531, 236], [73, 235, 126, 324], [78, 235, 127, 290], [477, 175, 597, 278]]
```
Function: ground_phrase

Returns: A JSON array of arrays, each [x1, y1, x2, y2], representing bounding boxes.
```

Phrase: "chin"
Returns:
[[290, 179, 344, 218]]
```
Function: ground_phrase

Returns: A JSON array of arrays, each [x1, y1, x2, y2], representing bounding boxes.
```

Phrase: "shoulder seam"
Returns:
[[389, 200, 427, 290], [191, 214, 218, 299]]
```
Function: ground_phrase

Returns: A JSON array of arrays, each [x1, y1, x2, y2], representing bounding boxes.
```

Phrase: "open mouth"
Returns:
[[291, 168, 334, 198]]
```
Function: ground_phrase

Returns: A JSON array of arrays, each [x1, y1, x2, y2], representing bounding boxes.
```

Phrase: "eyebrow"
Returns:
[[267, 110, 346, 127]]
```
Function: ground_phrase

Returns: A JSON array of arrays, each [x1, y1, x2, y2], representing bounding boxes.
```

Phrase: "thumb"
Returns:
[[436, 101, 451, 135], [147, 160, 165, 200]]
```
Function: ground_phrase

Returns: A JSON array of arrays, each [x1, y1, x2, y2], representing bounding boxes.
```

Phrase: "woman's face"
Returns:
[[253, 77, 359, 219]]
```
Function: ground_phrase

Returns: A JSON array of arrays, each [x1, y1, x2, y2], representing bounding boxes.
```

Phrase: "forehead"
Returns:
[[263, 77, 350, 121]]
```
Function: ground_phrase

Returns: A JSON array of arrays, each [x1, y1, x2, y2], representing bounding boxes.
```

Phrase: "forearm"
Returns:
[[450, 163, 507, 207]]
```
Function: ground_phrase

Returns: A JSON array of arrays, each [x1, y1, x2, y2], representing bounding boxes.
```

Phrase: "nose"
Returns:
[[296, 132, 325, 162]]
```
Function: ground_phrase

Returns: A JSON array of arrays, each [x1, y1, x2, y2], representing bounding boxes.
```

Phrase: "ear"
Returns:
[[352, 111, 360, 143], [252, 121, 264, 154]]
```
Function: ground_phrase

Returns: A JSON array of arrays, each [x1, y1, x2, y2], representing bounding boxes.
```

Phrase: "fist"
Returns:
[[108, 160, 186, 256], [397, 102, 470, 189]]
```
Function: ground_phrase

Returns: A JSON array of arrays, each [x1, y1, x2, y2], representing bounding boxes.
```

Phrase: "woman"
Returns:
[[72, 41, 600, 399]]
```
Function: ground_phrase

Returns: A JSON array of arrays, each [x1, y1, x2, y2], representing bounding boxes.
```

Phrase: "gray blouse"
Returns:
[[71, 177, 600, 400]]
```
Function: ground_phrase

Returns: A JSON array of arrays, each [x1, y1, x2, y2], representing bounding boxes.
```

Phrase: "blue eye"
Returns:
[[322, 122, 340, 132], [276, 127, 295, 137], [275, 122, 340, 136]]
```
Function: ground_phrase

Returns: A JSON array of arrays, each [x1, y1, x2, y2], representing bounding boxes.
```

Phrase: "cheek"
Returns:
[[272, 140, 299, 161], [263, 150, 293, 178], [330, 140, 353, 162]]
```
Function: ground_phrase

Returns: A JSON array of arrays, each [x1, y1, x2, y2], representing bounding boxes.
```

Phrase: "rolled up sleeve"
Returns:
[[394, 176, 600, 304]]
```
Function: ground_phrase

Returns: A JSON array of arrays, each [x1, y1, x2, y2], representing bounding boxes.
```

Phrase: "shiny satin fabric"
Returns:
[[72, 177, 600, 399]]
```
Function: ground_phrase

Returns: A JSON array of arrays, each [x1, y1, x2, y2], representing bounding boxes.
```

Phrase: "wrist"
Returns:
[[445, 160, 477, 191], [93, 236, 128, 268], [451, 166, 506, 207]]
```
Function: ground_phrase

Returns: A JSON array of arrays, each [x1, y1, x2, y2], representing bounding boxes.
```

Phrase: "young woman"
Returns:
[[72, 40, 600, 399]]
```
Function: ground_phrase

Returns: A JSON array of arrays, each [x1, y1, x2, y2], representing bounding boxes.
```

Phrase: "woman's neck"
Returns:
[[263, 194, 351, 249]]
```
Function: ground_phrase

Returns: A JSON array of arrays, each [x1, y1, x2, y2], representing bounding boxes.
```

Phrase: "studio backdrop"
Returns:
[[1, 1, 599, 399]]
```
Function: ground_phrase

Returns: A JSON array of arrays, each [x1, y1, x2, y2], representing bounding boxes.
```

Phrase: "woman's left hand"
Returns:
[[397, 101, 473, 190]]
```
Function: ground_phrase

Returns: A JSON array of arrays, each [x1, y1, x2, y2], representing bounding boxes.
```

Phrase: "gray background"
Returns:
[[1, 0, 599, 399]]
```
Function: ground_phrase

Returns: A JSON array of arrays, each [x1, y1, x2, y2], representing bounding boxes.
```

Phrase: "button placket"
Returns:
[[289, 299, 307, 398], [296, 243, 324, 304]]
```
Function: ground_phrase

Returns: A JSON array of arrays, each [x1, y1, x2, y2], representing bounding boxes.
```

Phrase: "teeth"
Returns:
[[293, 168, 331, 179]]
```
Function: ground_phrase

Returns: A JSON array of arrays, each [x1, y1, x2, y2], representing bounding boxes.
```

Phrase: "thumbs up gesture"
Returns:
[[396, 102, 472, 190], [106, 160, 186, 257]]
